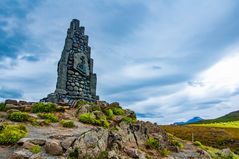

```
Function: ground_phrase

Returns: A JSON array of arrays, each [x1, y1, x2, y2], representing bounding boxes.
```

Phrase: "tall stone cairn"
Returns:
[[42, 19, 99, 104]]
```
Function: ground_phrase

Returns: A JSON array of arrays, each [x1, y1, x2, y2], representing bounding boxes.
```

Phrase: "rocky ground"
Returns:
[[0, 100, 223, 159]]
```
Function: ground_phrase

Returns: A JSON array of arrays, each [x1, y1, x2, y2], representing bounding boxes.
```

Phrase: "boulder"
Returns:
[[5, 99, 18, 105], [19, 101, 28, 105], [45, 140, 64, 155], [73, 128, 108, 158]]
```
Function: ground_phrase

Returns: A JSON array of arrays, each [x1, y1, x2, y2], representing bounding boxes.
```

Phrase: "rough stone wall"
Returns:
[[43, 19, 98, 103]]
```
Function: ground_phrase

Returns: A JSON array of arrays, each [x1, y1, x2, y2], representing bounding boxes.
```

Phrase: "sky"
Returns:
[[1, 0, 239, 124]]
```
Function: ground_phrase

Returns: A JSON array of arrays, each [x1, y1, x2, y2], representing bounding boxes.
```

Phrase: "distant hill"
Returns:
[[174, 117, 203, 125], [195, 110, 239, 124]]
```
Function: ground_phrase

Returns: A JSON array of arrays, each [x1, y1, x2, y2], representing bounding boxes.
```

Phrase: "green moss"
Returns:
[[104, 109, 114, 119], [146, 137, 159, 149], [8, 112, 29, 122], [112, 107, 125, 115], [32, 102, 56, 113], [0, 103, 6, 111], [160, 149, 171, 157], [38, 113, 59, 122], [122, 116, 136, 123], [60, 120, 75, 128], [0, 124, 28, 144], [79, 113, 109, 128], [30, 145, 41, 154]]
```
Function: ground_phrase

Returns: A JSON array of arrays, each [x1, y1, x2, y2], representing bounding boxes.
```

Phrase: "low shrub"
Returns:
[[112, 107, 125, 115], [79, 113, 95, 124], [160, 149, 171, 157], [172, 140, 184, 149], [8, 112, 29, 122], [0, 124, 28, 144], [146, 137, 159, 149], [30, 145, 41, 154], [60, 120, 75, 128], [0, 103, 6, 111], [91, 105, 101, 111], [122, 116, 136, 123], [56, 106, 65, 112], [79, 113, 109, 128], [104, 109, 114, 119], [32, 102, 56, 113], [28, 118, 40, 126], [38, 113, 59, 122]]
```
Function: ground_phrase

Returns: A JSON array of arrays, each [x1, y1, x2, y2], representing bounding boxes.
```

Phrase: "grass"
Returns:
[[161, 125, 239, 154], [38, 113, 59, 122], [60, 120, 75, 128], [32, 102, 56, 113], [190, 121, 239, 128], [0, 124, 28, 144], [8, 112, 29, 122], [193, 141, 239, 159]]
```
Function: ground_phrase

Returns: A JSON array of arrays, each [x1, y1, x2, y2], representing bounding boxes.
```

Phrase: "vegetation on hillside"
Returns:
[[190, 121, 239, 128], [194, 110, 239, 124], [0, 124, 28, 144], [162, 125, 239, 154]]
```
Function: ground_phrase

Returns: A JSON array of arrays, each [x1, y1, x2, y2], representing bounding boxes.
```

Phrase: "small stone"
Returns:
[[70, 83, 75, 86], [75, 72, 79, 75], [68, 70, 74, 75], [67, 86, 73, 91], [75, 82, 79, 86], [74, 86, 79, 91], [45, 140, 63, 156]]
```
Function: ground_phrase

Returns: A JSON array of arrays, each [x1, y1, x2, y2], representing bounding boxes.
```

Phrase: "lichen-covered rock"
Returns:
[[73, 128, 108, 158], [45, 140, 63, 156], [61, 137, 76, 150], [10, 149, 32, 159]]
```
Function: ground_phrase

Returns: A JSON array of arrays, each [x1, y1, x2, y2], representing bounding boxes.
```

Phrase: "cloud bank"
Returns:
[[1, 0, 239, 123]]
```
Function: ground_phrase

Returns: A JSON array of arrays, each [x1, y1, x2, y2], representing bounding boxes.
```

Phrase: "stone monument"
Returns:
[[41, 19, 99, 104]]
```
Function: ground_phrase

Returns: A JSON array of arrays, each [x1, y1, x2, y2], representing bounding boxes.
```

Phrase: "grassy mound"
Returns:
[[0, 124, 28, 144]]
